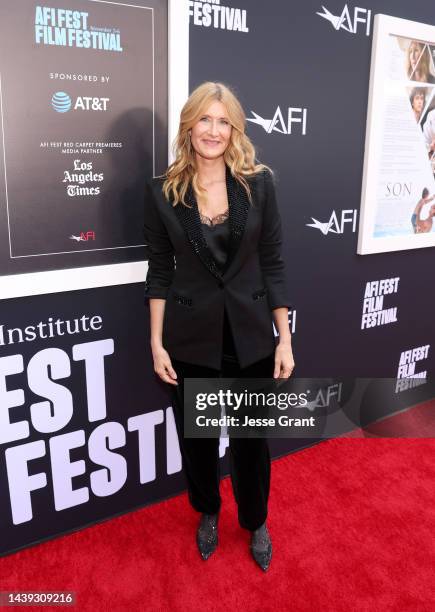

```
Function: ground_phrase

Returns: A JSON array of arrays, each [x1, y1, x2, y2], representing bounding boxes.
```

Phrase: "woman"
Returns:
[[406, 41, 435, 83], [143, 81, 294, 572]]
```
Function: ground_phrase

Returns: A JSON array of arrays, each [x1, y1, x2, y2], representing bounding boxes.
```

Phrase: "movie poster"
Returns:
[[0, 0, 171, 295], [358, 14, 435, 254]]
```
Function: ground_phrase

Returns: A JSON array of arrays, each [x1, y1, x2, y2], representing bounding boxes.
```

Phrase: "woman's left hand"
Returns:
[[273, 341, 295, 379]]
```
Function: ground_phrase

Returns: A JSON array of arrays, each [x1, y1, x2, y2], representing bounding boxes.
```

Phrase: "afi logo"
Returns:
[[307, 383, 343, 411], [307, 210, 357, 235], [70, 231, 96, 242], [316, 4, 371, 36], [247, 106, 307, 135], [273, 308, 296, 338]]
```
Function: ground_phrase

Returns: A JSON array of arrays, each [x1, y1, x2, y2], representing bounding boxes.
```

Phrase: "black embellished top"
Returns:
[[199, 207, 237, 361]]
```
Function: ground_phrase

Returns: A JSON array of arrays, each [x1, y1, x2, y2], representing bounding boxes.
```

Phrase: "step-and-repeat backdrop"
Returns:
[[0, 0, 434, 556]]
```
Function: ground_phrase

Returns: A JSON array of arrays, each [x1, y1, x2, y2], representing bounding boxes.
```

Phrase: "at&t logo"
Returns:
[[51, 91, 72, 113], [51, 92, 109, 112], [316, 4, 371, 35]]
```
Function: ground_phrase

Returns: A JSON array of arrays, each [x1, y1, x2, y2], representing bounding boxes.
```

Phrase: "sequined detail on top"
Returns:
[[173, 165, 251, 281]]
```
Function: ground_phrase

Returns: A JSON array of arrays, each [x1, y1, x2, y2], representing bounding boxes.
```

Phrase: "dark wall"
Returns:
[[189, 0, 434, 379]]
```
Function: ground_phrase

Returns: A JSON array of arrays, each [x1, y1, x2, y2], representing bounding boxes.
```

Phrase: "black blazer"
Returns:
[[143, 164, 292, 370]]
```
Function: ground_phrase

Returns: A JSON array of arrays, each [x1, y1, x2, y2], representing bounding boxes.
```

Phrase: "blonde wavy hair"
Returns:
[[406, 41, 432, 81], [160, 81, 272, 207]]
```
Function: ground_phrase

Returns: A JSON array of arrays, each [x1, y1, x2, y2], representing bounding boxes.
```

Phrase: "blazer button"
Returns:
[[218, 280, 224, 289]]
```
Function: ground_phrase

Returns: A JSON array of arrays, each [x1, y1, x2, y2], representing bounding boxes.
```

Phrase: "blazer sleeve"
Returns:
[[143, 179, 175, 301], [258, 169, 293, 311]]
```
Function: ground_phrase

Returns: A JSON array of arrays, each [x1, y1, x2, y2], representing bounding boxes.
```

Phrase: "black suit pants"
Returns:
[[168, 308, 275, 531]]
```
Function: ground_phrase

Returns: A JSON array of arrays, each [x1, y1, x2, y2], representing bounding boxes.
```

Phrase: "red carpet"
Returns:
[[2, 408, 435, 611]]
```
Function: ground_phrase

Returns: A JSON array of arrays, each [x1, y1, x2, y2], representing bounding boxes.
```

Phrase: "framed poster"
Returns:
[[0, 0, 188, 298], [358, 14, 435, 254]]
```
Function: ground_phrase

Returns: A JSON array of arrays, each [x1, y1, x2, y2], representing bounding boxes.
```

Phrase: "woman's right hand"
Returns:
[[152, 344, 179, 385]]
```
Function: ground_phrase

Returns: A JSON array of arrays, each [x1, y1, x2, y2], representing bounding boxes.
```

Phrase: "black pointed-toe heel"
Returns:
[[250, 523, 272, 571], [196, 512, 219, 560]]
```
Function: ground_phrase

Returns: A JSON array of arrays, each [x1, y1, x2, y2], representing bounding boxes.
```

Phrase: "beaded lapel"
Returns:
[[174, 165, 251, 281]]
